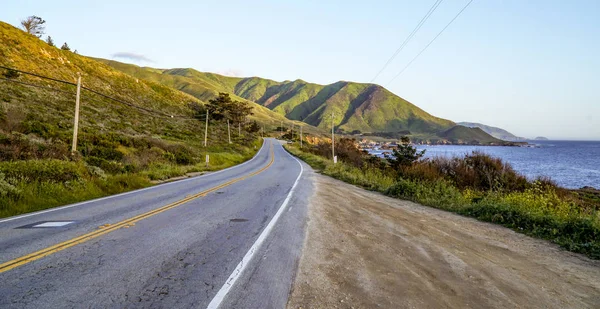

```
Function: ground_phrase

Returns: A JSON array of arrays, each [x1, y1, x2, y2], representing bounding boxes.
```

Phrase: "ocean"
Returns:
[[369, 141, 600, 189]]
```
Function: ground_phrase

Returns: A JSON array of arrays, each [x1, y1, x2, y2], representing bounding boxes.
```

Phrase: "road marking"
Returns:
[[206, 143, 304, 309], [0, 143, 275, 274], [33, 221, 74, 228], [0, 139, 268, 224]]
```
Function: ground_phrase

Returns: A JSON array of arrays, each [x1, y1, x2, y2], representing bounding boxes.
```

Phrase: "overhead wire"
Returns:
[[0, 65, 196, 119], [0, 76, 75, 95], [387, 0, 475, 86], [371, 0, 444, 82]]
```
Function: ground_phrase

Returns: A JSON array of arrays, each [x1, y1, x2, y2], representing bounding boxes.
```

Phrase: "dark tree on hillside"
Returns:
[[206, 93, 253, 124], [246, 120, 260, 133], [45, 36, 54, 47], [61, 42, 71, 51], [20, 16, 46, 37], [188, 102, 207, 120], [385, 136, 425, 169]]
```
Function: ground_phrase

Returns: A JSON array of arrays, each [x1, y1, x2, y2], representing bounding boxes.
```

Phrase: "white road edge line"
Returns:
[[0, 139, 268, 224], [206, 142, 304, 309]]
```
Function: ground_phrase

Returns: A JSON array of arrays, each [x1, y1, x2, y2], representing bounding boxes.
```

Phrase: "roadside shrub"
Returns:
[[85, 156, 125, 174], [427, 152, 529, 192], [0, 159, 87, 182], [0, 133, 69, 160], [385, 178, 419, 199], [89, 146, 124, 161], [164, 144, 196, 165], [309, 137, 366, 168], [0, 172, 21, 199], [21, 120, 58, 138]]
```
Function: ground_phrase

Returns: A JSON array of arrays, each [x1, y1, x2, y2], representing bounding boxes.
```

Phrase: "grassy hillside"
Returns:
[[95, 59, 324, 137], [458, 122, 525, 141], [97, 60, 455, 135], [0, 21, 264, 217]]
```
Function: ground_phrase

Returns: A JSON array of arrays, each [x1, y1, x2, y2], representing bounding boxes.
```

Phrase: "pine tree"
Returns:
[[46, 36, 54, 47], [61, 42, 70, 51]]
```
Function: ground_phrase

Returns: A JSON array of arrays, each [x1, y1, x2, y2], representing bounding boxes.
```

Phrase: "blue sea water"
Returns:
[[370, 141, 600, 189]]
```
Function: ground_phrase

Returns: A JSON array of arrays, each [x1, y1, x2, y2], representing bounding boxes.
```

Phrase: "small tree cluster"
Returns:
[[45, 36, 54, 47], [206, 93, 253, 125]]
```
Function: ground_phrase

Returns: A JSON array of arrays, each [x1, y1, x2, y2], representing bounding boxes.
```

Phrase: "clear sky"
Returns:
[[2, 0, 599, 140]]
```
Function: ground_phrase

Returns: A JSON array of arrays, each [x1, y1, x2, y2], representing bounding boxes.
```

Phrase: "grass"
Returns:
[[0, 141, 261, 218], [285, 143, 600, 260]]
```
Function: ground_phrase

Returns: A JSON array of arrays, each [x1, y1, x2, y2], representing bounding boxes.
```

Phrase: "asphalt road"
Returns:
[[0, 138, 312, 308]]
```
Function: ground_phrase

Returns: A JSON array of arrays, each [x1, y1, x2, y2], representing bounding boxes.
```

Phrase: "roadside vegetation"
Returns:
[[0, 90, 262, 218], [285, 137, 600, 259]]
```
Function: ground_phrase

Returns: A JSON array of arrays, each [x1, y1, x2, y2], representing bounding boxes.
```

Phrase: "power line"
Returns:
[[387, 0, 475, 86], [371, 0, 444, 82], [0, 77, 75, 95], [0, 65, 195, 119], [0, 65, 77, 86]]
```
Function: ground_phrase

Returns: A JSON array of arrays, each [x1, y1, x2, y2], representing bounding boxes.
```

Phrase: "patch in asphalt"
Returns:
[[229, 218, 248, 223], [17, 221, 76, 229]]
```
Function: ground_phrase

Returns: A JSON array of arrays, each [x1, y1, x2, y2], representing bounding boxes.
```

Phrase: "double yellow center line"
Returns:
[[0, 142, 275, 273]]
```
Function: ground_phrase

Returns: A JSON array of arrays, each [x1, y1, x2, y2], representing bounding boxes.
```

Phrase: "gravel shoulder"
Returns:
[[287, 173, 600, 309]]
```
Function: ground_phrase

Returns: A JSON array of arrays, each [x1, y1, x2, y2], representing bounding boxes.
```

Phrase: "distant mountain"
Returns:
[[100, 60, 510, 144], [98, 60, 455, 136], [457, 122, 525, 141], [437, 126, 507, 145], [534, 136, 549, 140]]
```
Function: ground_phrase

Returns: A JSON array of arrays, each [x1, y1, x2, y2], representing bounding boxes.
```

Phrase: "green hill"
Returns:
[[95, 59, 323, 136], [457, 122, 525, 141], [98, 61, 455, 135], [436, 126, 508, 145], [0, 21, 280, 217]]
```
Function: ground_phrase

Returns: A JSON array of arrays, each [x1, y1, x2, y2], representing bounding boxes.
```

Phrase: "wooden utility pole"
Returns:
[[227, 119, 231, 144], [71, 74, 82, 154], [300, 125, 303, 148], [204, 110, 209, 147], [331, 112, 335, 163]]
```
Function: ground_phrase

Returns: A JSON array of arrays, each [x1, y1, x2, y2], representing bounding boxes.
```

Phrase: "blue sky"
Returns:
[[2, 0, 599, 140]]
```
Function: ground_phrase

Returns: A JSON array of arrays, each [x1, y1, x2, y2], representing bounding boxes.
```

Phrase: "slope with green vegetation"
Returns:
[[95, 59, 325, 137], [0, 21, 268, 218], [98, 61, 456, 135], [458, 122, 525, 141]]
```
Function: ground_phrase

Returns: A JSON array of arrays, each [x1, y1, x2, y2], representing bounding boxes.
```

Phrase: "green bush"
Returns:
[[0, 159, 87, 182], [89, 146, 124, 161], [85, 156, 125, 174], [0, 172, 21, 199]]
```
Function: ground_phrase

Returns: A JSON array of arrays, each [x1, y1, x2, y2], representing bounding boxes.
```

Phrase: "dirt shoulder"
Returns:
[[287, 173, 600, 309]]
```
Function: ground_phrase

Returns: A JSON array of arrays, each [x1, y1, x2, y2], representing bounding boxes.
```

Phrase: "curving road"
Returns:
[[0, 138, 312, 308]]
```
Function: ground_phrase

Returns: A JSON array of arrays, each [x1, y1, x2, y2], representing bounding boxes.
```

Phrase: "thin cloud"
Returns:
[[111, 52, 155, 63], [217, 69, 244, 77]]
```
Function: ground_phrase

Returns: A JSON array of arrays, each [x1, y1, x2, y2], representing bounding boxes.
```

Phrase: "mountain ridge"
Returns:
[[457, 122, 525, 141], [98, 60, 460, 137]]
